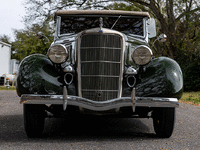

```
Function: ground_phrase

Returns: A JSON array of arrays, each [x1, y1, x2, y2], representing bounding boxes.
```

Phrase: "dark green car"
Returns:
[[16, 10, 183, 138]]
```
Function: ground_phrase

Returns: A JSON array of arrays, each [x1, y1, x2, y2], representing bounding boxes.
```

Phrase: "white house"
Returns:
[[10, 59, 19, 74], [0, 41, 20, 85], [0, 41, 11, 76]]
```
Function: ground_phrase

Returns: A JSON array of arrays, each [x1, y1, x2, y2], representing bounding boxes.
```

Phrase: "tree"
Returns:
[[12, 24, 54, 62], [0, 34, 11, 44], [130, 0, 200, 59]]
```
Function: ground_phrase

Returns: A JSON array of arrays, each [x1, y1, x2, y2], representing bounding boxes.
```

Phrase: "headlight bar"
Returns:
[[48, 44, 69, 64], [131, 45, 153, 66]]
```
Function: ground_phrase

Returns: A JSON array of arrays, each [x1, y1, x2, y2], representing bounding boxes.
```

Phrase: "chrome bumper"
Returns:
[[20, 88, 179, 112]]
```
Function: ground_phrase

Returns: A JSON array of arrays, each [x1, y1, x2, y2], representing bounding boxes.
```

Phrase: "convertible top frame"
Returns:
[[54, 10, 150, 18]]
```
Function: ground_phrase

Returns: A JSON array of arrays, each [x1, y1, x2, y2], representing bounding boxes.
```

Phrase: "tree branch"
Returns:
[[128, 0, 150, 7], [79, 0, 88, 7], [187, 0, 193, 11], [176, 7, 200, 22]]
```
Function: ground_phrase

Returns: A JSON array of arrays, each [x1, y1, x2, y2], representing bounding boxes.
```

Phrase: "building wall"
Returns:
[[0, 41, 11, 76], [10, 59, 19, 74]]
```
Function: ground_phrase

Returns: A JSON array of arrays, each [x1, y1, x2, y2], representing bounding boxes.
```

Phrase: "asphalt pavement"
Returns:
[[0, 90, 200, 150]]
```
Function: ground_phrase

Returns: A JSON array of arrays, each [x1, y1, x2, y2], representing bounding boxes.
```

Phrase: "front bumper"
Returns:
[[20, 88, 179, 112]]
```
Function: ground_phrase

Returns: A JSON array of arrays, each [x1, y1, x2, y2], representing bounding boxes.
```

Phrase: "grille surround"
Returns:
[[77, 29, 125, 101]]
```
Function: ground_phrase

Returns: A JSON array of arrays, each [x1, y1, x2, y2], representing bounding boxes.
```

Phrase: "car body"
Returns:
[[16, 10, 183, 138]]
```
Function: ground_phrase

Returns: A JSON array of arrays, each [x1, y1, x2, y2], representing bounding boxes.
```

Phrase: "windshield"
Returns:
[[59, 15, 144, 37]]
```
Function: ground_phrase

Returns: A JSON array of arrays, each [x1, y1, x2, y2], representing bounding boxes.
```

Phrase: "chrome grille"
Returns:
[[79, 34, 123, 101]]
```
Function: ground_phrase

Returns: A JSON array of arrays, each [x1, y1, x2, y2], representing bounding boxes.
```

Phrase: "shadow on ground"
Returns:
[[0, 114, 156, 142]]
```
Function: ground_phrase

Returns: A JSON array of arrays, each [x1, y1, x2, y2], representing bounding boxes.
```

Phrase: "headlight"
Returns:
[[131, 45, 152, 65], [48, 44, 68, 64]]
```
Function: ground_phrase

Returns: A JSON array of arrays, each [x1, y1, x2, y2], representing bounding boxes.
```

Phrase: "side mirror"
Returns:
[[36, 32, 50, 45], [37, 32, 45, 39], [151, 33, 167, 48], [158, 34, 167, 42], [147, 18, 156, 38]]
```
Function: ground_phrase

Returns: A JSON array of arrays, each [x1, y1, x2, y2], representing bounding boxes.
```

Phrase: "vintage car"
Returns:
[[16, 10, 183, 138]]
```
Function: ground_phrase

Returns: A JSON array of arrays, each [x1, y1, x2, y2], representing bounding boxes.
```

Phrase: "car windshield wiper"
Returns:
[[111, 15, 121, 29]]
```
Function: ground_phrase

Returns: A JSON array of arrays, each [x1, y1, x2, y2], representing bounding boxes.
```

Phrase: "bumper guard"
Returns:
[[20, 87, 179, 112]]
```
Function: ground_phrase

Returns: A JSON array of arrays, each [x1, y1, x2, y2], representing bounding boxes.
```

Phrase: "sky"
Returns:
[[0, 0, 26, 41]]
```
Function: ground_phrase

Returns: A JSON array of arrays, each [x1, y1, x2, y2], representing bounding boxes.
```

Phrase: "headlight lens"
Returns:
[[48, 44, 68, 64], [131, 45, 152, 65]]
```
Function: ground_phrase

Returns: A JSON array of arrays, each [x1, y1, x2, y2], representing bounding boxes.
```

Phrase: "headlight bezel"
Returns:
[[131, 45, 153, 66], [48, 44, 69, 64]]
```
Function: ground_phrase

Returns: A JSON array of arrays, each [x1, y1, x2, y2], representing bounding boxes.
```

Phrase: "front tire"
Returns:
[[23, 104, 45, 138], [153, 108, 175, 138]]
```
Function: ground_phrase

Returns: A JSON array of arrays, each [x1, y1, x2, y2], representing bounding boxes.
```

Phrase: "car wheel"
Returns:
[[23, 104, 45, 138], [153, 108, 175, 138]]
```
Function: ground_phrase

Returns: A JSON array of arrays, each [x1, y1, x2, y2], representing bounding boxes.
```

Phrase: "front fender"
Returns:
[[123, 57, 183, 99], [137, 57, 183, 99], [16, 54, 63, 97]]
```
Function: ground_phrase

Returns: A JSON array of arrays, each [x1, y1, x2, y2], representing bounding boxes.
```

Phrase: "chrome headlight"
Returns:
[[48, 44, 68, 64], [131, 45, 153, 65]]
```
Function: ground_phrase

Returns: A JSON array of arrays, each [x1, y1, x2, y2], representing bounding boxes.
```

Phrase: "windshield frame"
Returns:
[[55, 15, 148, 40]]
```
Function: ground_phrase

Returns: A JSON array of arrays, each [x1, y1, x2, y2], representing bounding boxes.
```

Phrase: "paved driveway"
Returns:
[[0, 90, 200, 150]]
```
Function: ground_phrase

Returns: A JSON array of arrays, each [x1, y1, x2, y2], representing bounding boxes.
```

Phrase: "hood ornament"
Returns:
[[99, 17, 103, 33]]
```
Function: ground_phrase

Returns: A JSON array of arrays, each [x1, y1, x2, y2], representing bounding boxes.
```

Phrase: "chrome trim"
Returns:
[[63, 65, 74, 73], [145, 17, 149, 42], [48, 44, 68, 64], [131, 45, 153, 66], [131, 88, 136, 112], [127, 76, 136, 88], [143, 18, 147, 42], [99, 17, 103, 31], [81, 61, 121, 64], [64, 73, 73, 85], [126, 67, 137, 75], [20, 94, 179, 111], [81, 47, 121, 49], [77, 28, 126, 101], [56, 16, 61, 38], [82, 90, 118, 92], [81, 75, 119, 78], [63, 86, 67, 110], [77, 33, 82, 97]]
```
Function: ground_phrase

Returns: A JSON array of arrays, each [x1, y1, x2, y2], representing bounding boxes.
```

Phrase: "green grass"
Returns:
[[180, 91, 200, 105], [0, 86, 16, 90]]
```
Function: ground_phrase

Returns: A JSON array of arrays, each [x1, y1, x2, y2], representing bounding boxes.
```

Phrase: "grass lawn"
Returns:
[[180, 91, 200, 106], [0, 86, 16, 91], [0, 86, 199, 106]]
